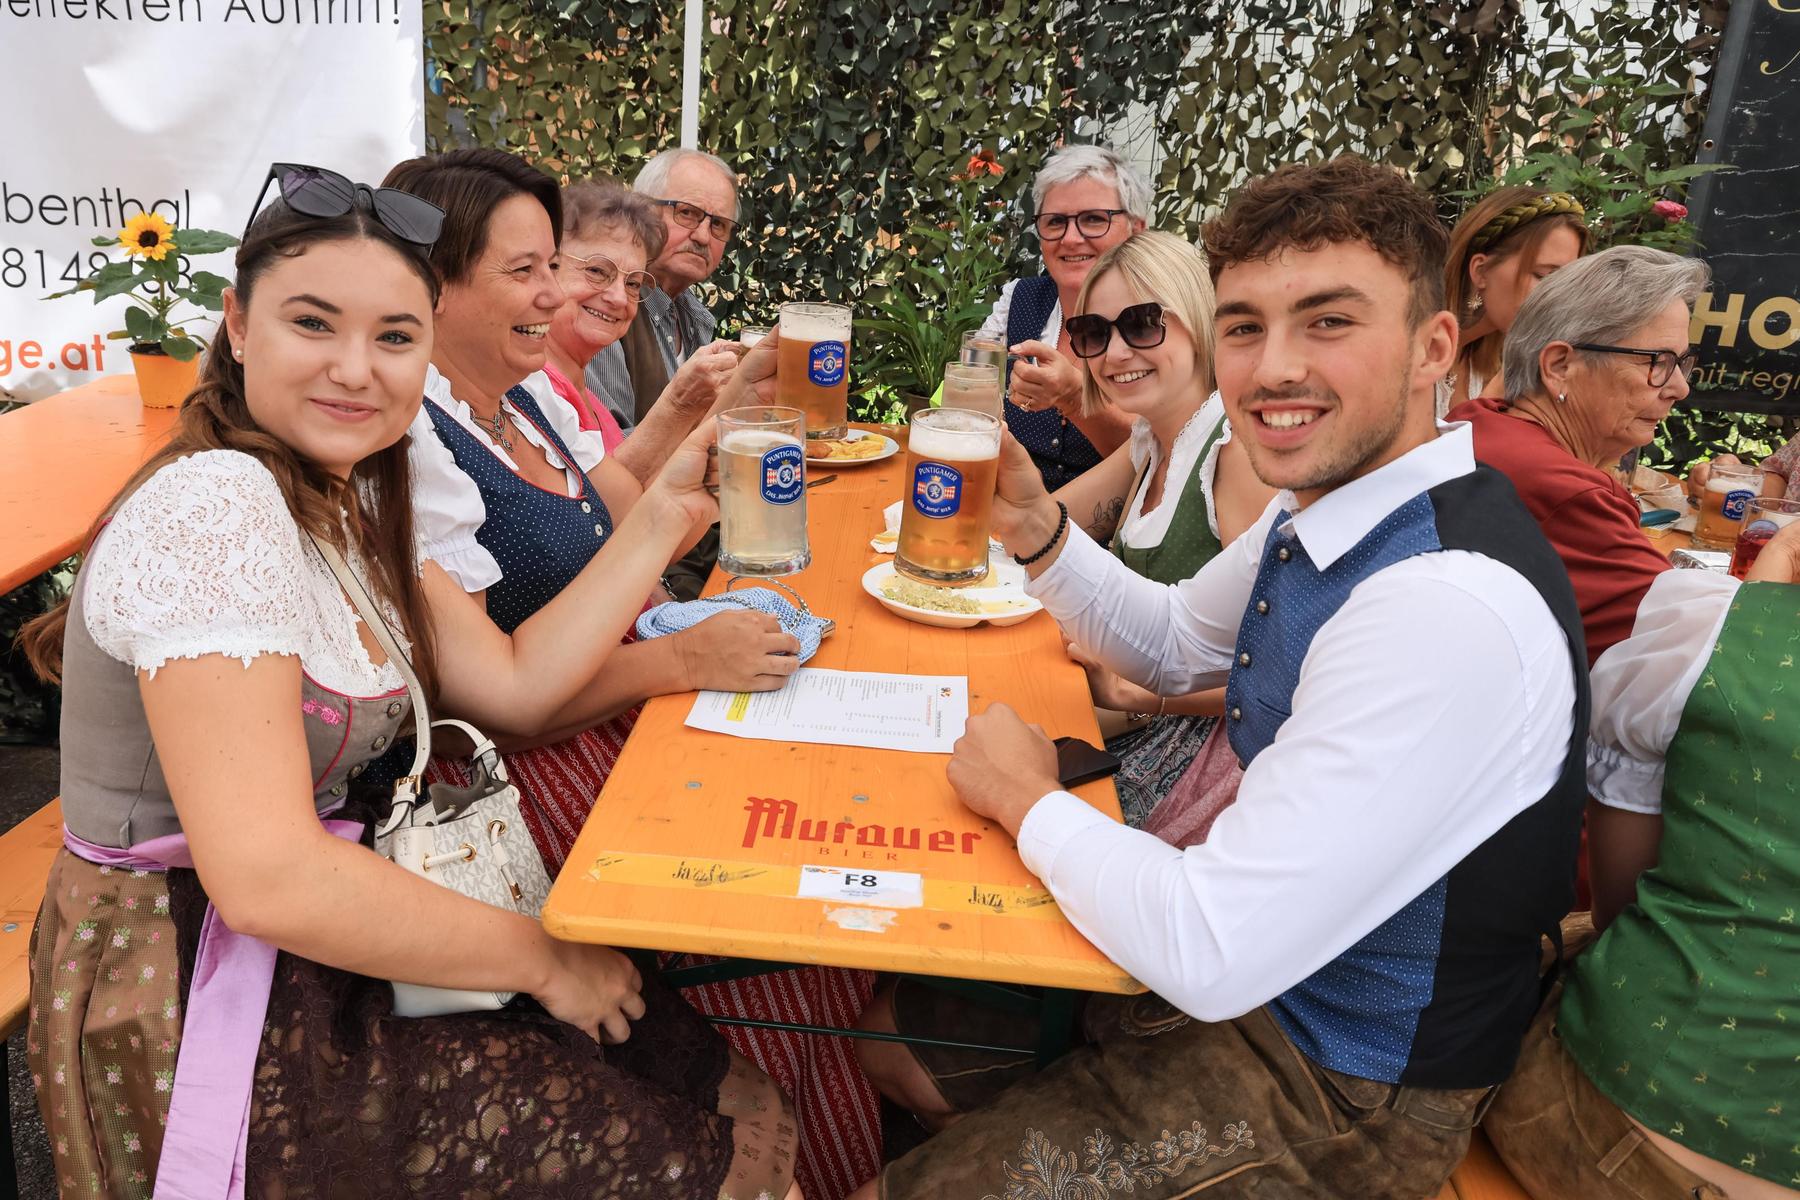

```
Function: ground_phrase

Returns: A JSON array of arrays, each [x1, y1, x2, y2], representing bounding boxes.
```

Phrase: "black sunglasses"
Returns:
[[654, 198, 737, 241], [1570, 342, 1699, 388], [244, 163, 445, 247], [1066, 302, 1167, 359], [1034, 208, 1127, 242]]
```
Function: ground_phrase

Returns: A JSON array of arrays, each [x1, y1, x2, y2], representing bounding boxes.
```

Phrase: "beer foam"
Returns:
[[780, 308, 851, 343], [1706, 475, 1756, 494], [908, 414, 1000, 462], [722, 428, 802, 454]]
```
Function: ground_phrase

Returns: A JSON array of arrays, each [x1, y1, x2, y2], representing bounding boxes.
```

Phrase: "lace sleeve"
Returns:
[[82, 450, 314, 675]]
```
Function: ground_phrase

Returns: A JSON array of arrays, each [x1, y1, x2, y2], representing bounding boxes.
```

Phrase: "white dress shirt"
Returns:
[[408, 365, 610, 593], [1585, 567, 1740, 814], [1013, 423, 1579, 1021]]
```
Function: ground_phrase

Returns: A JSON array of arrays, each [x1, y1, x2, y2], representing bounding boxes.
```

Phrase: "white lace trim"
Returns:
[[1120, 393, 1228, 548], [83, 450, 405, 697]]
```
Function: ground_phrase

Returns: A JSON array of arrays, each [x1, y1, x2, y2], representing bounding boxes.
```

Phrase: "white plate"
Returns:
[[806, 429, 899, 469], [860, 561, 1043, 628]]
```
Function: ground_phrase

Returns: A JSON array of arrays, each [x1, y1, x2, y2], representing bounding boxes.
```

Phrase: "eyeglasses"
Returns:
[[1065, 302, 1167, 359], [1570, 342, 1700, 387], [244, 163, 444, 246], [1034, 208, 1127, 242], [654, 199, 737, 241], [555, 251, 656, 301]]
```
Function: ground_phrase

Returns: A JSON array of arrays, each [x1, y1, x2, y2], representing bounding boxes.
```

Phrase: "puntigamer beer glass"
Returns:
[[778, 302, 852, 439], [1694, 462, 1762, 549], [717, 406, 810, 577], [896, 408, 1001, 587], [942, 362, 1002, 420]]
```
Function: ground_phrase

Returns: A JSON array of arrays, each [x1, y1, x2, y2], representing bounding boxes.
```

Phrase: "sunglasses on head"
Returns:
[[1065, 302, 1167, 359], [244, 163, 445, 247]]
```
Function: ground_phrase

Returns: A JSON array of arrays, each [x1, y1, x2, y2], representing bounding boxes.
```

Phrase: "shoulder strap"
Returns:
[[307, 534, 431, 797]]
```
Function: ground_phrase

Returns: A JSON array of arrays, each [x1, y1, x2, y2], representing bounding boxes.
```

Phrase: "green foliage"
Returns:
[[856, 179, 1013, 413], [424, 0, 1757, 466], [0, 562, 72, 745], [46, 224, 237, 361]]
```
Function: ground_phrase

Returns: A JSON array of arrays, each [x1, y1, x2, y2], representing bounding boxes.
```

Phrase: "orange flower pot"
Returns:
[[129, 347, 200, 409]]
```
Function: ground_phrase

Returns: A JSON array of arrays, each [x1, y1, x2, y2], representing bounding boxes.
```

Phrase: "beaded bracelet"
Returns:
[[1013, 501, 1069, 566]]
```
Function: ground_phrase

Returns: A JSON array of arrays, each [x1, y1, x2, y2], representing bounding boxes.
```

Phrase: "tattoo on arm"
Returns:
[[1082, 495, 1126, 540]]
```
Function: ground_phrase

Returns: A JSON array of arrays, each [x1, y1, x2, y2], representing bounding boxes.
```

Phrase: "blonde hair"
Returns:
[[1072, 230, 1215, 417]]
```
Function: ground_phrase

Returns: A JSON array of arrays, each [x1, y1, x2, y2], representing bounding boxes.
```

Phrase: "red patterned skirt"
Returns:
[[425, 714, 883, 1200]]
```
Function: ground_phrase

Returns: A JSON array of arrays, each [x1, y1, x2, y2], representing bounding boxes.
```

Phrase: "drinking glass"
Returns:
[[895, 409, 1002, 587], [1729, 496, 1800, 579], [941, 362, 1002, 420], [1693, 463, 1764, 549], [716, 406, 810, 577], [777, 302, 852, 439]]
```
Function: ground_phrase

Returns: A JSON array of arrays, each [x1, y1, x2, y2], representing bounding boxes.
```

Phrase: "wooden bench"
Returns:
[[2, 798, 63, 1197], [1436, 1129, 1535, 1199]]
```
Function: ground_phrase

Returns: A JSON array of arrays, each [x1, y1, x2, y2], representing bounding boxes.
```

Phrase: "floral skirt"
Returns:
[[30, 848, 798, 1199], [433, 725, 883, 1199]]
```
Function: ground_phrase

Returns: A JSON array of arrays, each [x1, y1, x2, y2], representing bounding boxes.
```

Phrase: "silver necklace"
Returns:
[[481, 404, 515, 453]]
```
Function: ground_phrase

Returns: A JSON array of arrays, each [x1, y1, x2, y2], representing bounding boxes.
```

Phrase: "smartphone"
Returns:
[[1053, 736, 1122, 788]]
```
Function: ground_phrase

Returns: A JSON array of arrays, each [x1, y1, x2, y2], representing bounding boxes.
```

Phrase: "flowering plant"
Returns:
[[47, 213, 238, 360]]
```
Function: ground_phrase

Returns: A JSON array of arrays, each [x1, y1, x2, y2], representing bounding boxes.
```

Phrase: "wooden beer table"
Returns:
[[0, 376, 177, 594], [542, 426, 1140, 1054]]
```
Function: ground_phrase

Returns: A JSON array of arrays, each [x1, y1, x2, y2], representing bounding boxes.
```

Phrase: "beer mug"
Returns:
[[895, 408, 1002, 587], [942, 362, 1002, 420], [739, 325, 771, 347], [1693, 463, 1762, 549], [960, 330, 1009, 373], [778, 302, 852, 439], [716, 406, 811, 577], [1730, 496, 1800, 579]]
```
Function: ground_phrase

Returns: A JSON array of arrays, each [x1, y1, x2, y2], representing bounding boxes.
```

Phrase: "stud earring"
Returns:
[[1469, 289, 1485, 317], [233, 349, 244, 361], [1556, 391, 1567, 404]]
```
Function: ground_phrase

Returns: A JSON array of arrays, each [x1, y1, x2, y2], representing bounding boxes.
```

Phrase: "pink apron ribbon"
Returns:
[[64, 817, 364, 1200]]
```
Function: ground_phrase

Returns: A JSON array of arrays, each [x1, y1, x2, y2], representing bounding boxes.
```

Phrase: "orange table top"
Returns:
[[543, 428, 1140, 993], [0, 377, 176, 594]]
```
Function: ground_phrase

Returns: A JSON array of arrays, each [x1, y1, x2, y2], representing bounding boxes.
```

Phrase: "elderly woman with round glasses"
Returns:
[[971, 144, 1149, 489], [541, 178, 742, 456]]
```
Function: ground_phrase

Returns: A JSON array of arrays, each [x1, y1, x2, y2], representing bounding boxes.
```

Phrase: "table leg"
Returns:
[[1034, 989, 1080, 1068]]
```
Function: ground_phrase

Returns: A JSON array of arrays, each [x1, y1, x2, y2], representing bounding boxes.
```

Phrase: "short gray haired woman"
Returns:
[[972, 144, 1152, 489], [1447, 244, 1708, 917]]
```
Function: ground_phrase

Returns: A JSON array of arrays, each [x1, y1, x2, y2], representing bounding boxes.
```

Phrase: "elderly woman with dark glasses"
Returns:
[[970, 144, 1150, 489], [1446, 245, 1706, 920]]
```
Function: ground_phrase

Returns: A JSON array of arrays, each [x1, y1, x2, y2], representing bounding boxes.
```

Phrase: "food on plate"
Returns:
[[881, 577, 983, 614], [806, 435, 888, 461]]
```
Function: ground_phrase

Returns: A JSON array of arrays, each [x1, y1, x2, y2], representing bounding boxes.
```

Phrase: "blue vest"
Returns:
[[1224, 466, 1589, 1088], [1003, 275, 1102, 490], [423, 385, 616, 634]]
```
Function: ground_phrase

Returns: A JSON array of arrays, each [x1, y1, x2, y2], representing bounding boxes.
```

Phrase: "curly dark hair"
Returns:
[[1202, 155, 1450, 326]]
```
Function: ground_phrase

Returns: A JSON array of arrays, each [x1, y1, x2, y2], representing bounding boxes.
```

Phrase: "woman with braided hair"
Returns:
[[1439, 186, 1589, 410]]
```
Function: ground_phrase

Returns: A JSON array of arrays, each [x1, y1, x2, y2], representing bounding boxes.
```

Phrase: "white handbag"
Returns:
[[312, 537, 553, 1018]]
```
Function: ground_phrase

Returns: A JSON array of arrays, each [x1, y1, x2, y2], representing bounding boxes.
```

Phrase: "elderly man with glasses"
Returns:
[[585, 147, 742, 434], [970, 144, 1148, 489]]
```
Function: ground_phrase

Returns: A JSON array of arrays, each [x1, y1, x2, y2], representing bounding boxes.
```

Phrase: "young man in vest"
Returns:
[[852, 156, 1589, 1200]]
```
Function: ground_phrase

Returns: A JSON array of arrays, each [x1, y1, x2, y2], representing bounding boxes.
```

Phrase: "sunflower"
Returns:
[[118, 213, 176, 262]]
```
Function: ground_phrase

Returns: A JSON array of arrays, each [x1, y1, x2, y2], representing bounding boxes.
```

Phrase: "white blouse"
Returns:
[[1585, 567, 1742, 814], [1120, 393, 1229, 548], [407, 365, 610, 593], [976, 277, 1062, 349], [83, 450, 404, 697]]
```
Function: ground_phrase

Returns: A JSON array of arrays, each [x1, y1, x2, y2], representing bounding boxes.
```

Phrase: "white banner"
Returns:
[[0, 0, 425, 401]]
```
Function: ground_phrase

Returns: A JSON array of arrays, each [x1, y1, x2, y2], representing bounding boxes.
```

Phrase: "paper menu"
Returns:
[[684, 668, 968, 754]]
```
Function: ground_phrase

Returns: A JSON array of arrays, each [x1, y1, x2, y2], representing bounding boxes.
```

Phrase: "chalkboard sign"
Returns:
[[1686, 0, 1800, 417]]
